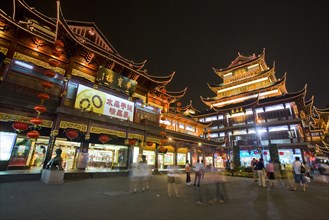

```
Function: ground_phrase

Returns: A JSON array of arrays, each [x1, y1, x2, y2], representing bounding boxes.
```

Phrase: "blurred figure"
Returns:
[[256, 158, 266, 187], [266, 160, 275, 191], [129, 162, 140, 193], [208, 168, 228, 204], [185, 160, 191, 185], [251, 158, 258, 182], [139, 155, 151, 191], [292, 156, 306, 192], [193, 159, 205, 187], [229, 161, 234, 176], [273, 159, 285, 187], [303, 162, 312, 178], [167, 165, 181, 197]]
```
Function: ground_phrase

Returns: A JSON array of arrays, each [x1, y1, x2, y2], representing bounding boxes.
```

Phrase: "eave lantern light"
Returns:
[[146, 141, 153, 146], [128, 139, 137, 145], [27, 130, 40, 139], [65, 129, 79, 140], [12, 121, 29, 133], [99, 134, 111, 144]]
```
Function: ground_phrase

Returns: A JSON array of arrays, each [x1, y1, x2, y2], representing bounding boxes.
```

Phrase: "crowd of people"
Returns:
[[128, 154, 316, 205], [251, 156, 312, 192]]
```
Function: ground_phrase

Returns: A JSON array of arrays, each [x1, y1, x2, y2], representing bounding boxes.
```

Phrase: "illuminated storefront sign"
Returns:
[[95, 66, 137, 95], [74, 84, 134, 121]]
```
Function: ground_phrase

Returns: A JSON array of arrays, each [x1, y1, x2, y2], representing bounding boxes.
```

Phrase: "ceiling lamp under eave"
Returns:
[[54, 39, 64, 49]]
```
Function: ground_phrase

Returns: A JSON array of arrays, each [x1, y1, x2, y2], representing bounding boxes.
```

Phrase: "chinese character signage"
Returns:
[[74, 84, 134, 121], [96, 66, 137, 95]]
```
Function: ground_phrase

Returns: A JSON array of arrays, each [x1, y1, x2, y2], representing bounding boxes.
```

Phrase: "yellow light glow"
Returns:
[[213, 89, 279, 107], [217, 77, 268, 93]]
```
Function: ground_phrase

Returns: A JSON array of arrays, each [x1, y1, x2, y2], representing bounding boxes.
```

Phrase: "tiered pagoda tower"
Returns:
[[194, 49, 313, 168]]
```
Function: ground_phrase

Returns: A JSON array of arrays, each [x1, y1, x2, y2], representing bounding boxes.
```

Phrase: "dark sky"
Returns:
[[3, 0, 329, 110]]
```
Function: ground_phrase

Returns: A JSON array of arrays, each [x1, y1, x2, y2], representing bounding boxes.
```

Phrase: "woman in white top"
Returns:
[[292, 156, 306, 192]]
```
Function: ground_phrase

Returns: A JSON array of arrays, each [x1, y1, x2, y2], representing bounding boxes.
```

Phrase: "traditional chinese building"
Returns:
[[0, 0, 221, 174], [303, 97, 329, 157], [193, 49, 315, 169]]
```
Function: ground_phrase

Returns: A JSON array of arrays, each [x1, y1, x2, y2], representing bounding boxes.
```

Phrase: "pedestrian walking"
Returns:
[[193, 159, 205, 187], [229, 161, 234, 176], [273, 159, 285, 187], [208, 168, 229, 204], [185, 160, 191, 185], [139, 155, 151, 191], [266, 160, 275, 191], [256, 158, 266, 187], [167, 165, 181, 197], [129, 162, 139, 193], [292, 156, 306, 192], [251, 158, 258, 182]]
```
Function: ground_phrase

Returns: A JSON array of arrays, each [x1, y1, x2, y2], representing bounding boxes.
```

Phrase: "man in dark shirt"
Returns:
[[256, 158, 266, 187]]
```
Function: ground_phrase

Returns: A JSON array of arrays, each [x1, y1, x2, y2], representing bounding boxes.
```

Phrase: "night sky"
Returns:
[[3, 0, 328, 110]]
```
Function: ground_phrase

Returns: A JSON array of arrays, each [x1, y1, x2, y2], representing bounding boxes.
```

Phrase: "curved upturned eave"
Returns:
[[165, 87, 187, 98], [0, 9, 54, 43], [65, 20, 119, 54], [258, 84, 307, 106], [145, 71, 176, 85], [201, 72, 287, 106], [314, 106, 329, 114], [55, 6, 174, 85], [213, 50, 266, 78], [16, 0, 56, 28], [212, 96, 259, 112], [208, 65, 276, 91]]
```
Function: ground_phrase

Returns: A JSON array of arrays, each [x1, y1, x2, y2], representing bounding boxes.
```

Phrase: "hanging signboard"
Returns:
[[74, 84, 134, 121], [95, 66, 137, 95]]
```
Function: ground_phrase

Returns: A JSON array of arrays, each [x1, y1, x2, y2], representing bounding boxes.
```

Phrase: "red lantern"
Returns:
[[160, 139, 167, 144], [27, 130, 40, 139], [66, 129, 79, 140], [34, 105, 47, 114], [44, 70, 56, 78], [41, 81, 54, 89], [30, 118, 43, 125], [279, 152, 284, 155], [263, 151, 268, 155], [176, 102, 182, 107], [54, 39, 64, 48], [161, 109, 165, 114], [48, 58, 60, 67], [161, 88, 167, 93], [158, 147, 168, 154], [160, 116, 166, 121], [52, 50, 61, 58], [160, 124, 167, 129], [146, 141, 153, 146], [37, 93, 50, 101], [99, 134, 111, 144], [128, 139, 137, 145], [12, 121, 29, 132], [159, 131, 166, 136]]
